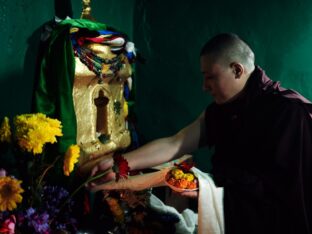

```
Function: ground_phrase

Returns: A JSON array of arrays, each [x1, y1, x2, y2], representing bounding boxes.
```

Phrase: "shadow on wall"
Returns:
[[20, 0, 72, 117], [0, 21, 55, 118], [0, 71, 25, 118]]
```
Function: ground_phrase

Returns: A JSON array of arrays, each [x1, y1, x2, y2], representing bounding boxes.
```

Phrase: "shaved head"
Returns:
[[200, 33, 255, 72]]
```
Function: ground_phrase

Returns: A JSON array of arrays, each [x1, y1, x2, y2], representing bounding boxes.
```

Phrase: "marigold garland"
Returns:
[[63, 144, 80, 176], [0, 177, 24, 212], [0, 117, 12, 143], [14, 113, 63, 154]]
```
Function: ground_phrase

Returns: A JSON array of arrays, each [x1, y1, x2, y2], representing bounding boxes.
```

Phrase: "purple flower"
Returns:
[[22, 208, 50, 233], [41, 186, 77, 232], [28, 212, 50, 233], [41, 186, 70, 215], [25, 207, 36, 218]]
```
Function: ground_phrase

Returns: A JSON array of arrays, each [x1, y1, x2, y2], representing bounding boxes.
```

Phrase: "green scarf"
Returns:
[[33, 19, 107, 153]]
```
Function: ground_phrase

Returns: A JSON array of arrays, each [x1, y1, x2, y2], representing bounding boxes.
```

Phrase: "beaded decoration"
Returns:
[[73, 45, 123, 83], [70, 28, 136, 84]]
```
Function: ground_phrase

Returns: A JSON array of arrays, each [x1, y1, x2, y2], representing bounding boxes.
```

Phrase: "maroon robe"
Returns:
[[205, 66, 312, 234]]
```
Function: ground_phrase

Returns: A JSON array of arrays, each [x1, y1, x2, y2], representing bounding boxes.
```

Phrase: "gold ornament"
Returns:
[[81, 0, 95, 21], [73, 41, 132, 174]]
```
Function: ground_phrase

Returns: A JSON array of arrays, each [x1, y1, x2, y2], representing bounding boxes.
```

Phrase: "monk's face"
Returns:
[[200, 55, 245, 104]]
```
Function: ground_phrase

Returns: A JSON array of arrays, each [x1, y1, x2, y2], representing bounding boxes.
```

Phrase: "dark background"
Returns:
[[1, 0, 312, 171]]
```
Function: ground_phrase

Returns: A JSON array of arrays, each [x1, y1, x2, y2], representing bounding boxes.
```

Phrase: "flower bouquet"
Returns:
[[0, 114, 181, 234], [0, 113, 80, 233]]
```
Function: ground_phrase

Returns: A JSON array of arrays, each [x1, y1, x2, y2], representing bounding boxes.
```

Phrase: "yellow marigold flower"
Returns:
[[171, 168, 184, 179], [0, 176, 24, 212], [63, 144, 80, 176], [14, 113, 63, 154], [0, 117, 12, 143], [183, 173, 195, 182]]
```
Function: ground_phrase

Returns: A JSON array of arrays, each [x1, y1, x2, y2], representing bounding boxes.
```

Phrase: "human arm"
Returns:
[[90, 110, 207, 180], [126, 110, 206, 170]]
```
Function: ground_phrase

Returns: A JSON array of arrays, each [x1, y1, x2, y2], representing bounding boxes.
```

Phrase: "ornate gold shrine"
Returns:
[[74, 0, 133, 174], [74, 44, 132, 174]]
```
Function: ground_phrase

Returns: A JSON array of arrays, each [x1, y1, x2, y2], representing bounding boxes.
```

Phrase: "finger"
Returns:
[[179, 191, 198, 198], [90, 159, 112, 176], [91, 165, 99, 177], [98, 160, 112, 171], [90, 171, 114, 186], [101, 171, 115, 182], [87, 171, 116, 189]]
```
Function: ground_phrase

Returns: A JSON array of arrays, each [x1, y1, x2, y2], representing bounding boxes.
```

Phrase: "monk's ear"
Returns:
[[230, 62, 244, 79]]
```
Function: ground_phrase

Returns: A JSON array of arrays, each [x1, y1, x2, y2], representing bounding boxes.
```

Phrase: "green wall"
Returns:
[[133, 0, 312, 171], [1, 0, 312, 171]]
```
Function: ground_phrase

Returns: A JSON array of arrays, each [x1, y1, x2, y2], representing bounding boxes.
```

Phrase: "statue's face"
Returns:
[[73, 41, 132, 174]]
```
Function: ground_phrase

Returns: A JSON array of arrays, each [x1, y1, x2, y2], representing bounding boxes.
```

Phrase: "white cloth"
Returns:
[[192, 168, 224, 234], [148, 194, 198, 234]]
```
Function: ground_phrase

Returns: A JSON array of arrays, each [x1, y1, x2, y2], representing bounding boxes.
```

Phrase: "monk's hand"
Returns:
[[176, 190, 199, 199], [86, 157, 115, 189]]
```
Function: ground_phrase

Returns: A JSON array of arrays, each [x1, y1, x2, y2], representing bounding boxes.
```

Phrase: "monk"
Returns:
[[90, 33, 312, 234]]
